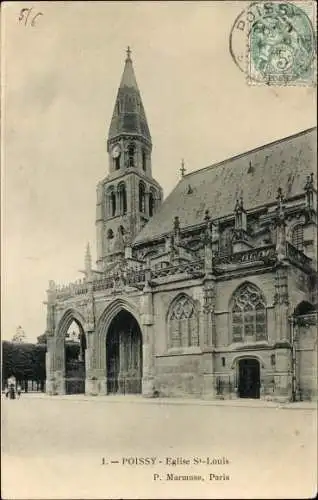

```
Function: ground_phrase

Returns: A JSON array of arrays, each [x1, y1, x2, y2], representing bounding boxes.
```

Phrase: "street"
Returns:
[[2, 395, 317, 499]]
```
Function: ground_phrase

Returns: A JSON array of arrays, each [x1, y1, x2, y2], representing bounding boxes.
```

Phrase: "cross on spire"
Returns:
[[180, 158, 186, 177], [126, 46, 132, 61]]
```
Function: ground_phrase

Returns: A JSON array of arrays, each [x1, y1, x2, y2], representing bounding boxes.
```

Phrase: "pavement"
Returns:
[[15, 391, 317, 410], [2, 392, 317, 499]]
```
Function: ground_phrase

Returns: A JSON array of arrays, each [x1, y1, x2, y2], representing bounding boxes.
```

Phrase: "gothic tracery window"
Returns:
[[231, 283, 267, 342], [291, 224, 304, 250], [168, 295, 199, 348]]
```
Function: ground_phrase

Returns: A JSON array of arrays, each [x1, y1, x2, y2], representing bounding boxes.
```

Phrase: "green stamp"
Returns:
[[247, 1, 316, 85]]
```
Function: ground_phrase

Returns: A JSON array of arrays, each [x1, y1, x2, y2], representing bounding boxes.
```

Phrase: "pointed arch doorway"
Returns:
[[106, 310, 143, 395], [64, 320, 87, 395]]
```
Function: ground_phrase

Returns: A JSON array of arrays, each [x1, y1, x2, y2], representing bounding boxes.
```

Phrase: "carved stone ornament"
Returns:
[[274, 268, 289, 306], [232, 228, 248, 242], [46, 304, 55, 334], [85, 298, 95, 331], [112, 266, 127, 291], [203, 285, 216, 314]]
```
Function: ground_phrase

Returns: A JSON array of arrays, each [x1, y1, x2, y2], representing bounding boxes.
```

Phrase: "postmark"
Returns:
[[230, 1, 316, 86], [229, 9, 248, 74]]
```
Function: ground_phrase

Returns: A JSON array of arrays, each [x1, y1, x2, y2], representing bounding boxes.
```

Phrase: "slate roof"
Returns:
[[134, 127, 317, 244], [108, 53, 151, 144]]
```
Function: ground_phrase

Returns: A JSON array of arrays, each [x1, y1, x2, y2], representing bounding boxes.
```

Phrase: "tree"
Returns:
[[12, 325, 26, 343], [37, 332, 47, 345], [2, 340, 46, 391]]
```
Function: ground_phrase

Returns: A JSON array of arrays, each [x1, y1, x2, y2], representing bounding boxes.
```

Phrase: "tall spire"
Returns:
[[97, 48, 163, 270], [108, 48, 151, 146], [119, 46, 138, 89]]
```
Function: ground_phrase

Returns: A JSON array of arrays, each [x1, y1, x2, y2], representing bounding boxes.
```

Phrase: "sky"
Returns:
[[1, 1, 316, 342]]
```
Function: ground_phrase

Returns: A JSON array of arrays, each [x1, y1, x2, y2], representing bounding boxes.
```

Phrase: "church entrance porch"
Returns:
[[238, 358, 260, 399], [106, 310, 143, 395], [65, 321, 87, 395]]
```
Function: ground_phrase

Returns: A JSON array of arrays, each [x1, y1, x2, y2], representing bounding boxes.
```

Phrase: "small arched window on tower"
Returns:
[[149, 190, 155, 217], [139, 182, 146, 213], [291, 224, 304, 250], [106, 187, 116, 218], [114, 156, 120, 171], [142, 149, 147, 171], [128, 143, 135, 168], [118, 183, 127, 215], [110, 190, 116, 217]]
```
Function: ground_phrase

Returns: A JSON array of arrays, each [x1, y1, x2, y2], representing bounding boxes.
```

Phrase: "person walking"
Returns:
[[17, 384, 22, 398], [9, 383, 16, 399]]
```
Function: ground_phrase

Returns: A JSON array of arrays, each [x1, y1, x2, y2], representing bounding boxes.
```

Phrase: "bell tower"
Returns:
[[96, 48, 163, 270]]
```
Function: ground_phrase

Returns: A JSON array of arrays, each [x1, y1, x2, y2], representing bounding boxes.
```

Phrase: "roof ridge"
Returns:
[[183, 127, 316, 180]]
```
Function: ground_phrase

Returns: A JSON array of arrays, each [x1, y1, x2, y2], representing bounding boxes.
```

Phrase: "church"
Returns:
[[45, 49, 317, 402]]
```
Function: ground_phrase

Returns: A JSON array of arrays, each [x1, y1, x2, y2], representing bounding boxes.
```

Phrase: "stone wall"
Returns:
[[155, 353, 202, 397], [46, 261, 316, 401], [295, 320, 317, 401]]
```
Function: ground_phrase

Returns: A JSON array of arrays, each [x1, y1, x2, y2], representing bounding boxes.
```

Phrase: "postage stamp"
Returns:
[[246, 1, 316, 86]]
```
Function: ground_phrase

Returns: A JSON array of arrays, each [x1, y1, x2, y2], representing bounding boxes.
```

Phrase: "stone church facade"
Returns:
[[45, 50, 317, 402]]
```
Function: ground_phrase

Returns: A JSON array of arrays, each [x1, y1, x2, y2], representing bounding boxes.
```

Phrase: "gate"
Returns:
[[65, 360, 85, 394]]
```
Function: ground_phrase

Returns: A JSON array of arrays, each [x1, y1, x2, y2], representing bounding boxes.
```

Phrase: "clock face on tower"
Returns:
[[111, 144, 121, 159]]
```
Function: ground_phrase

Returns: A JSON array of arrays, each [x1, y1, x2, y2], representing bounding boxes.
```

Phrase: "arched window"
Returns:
[[114, 156, 120, 170], [142, 150, 147, 171], [139, 182, 146, 213], [149, 190, 155, 217], [231, 283, 267, 342], [168, 295, 199, 348], [128, 144, 135, 168], [291, 224, 304, 250], [110, 191, 116, 217], [106, 188, 116, 217], [118, 183, 127, 215]]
